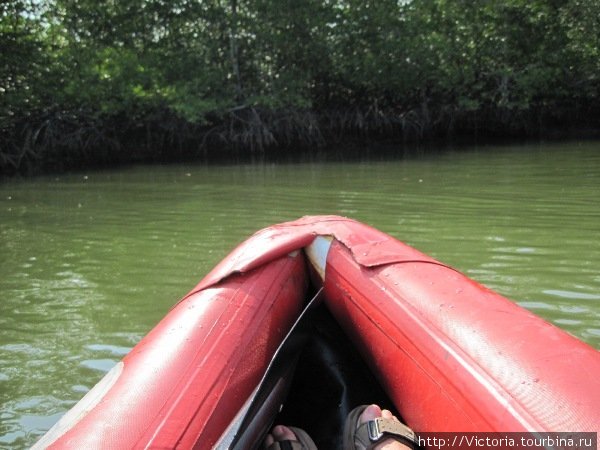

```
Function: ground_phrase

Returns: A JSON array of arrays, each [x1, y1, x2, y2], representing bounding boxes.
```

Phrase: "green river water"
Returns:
[[1, 141, 599, 447]]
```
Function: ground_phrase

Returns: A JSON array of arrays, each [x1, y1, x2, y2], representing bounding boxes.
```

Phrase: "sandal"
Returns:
[[265, 426, 318, 450], [343, 405, 419, 450]]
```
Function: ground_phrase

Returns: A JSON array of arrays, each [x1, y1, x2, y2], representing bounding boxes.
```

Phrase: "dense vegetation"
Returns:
[[2, 0, 599, 174]]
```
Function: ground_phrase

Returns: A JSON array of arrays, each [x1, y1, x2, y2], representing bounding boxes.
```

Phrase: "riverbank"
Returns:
[[4, 1, 599, 177], [3, 104, 600, 177]]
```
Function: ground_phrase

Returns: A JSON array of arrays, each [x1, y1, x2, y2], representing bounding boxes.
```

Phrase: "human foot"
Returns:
[[345, 404, 417, 450], [263, 424, 317, 450]]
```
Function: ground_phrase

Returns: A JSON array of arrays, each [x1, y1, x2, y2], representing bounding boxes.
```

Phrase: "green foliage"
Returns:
[[2, 0, 600, 173]]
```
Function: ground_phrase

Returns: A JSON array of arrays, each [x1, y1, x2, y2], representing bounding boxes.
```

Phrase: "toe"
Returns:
[[271, 425, 298, 442], [264, 433, 275, 447], [359, 404, 383, 425], [381, 409, 400, 421]]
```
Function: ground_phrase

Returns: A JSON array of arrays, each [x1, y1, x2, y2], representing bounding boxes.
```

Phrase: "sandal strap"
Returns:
[[266, 426, 318, 450], [356, 417, 419, 450]]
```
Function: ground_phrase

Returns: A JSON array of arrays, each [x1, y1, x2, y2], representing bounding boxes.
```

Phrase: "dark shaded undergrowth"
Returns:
[[3, 102, 599, 176]]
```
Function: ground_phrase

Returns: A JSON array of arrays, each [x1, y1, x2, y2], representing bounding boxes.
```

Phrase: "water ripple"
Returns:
[[1, 142, 599, 448]]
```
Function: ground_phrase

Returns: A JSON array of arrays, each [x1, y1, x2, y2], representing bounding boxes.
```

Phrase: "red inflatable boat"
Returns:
[[34, 216, 600, 449]]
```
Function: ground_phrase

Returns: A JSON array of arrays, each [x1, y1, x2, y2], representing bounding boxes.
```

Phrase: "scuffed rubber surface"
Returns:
[[37, 216, 600, 449]]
